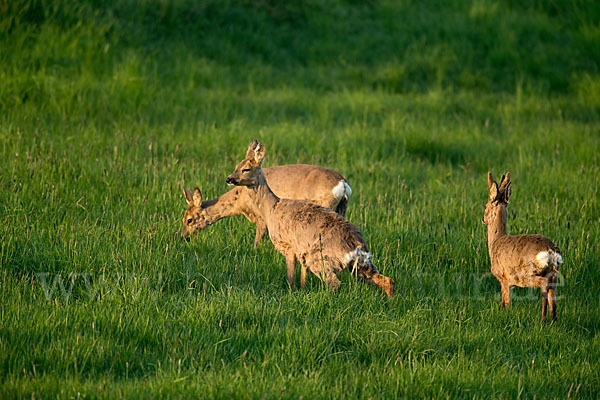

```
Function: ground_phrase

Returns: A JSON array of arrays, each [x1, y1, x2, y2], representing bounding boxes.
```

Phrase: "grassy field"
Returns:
[[1, 0, 600, 398]]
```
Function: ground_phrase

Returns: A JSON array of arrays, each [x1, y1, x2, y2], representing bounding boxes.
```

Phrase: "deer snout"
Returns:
[[179, 229, 191, 242], [226, 176, 237, 185]]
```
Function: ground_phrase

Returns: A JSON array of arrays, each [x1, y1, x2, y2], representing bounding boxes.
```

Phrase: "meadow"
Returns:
[[1, 0, 599, 398]]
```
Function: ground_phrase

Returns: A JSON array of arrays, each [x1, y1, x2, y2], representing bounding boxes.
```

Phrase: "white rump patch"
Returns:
[[344, 248, 372, 265], [536, 251, 551, 266], [536, 251, 564, 268], [332, 181, 352, 201]]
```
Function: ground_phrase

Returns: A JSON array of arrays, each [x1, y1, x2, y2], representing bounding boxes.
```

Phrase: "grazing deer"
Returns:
[[225, 140, 394, 296], [483, 172, 563, 321], [181, 165, 352, 247]]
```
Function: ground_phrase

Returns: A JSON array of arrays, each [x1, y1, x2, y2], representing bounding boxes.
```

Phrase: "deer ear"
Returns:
[[192, 187, 203, 207], [503, 182, 512, 203], [245, 139, 259, 160], [498, 172, 511, 202], [183, 186, 193, 205], [246, 139, 265, 165], [489, 182, 498, 202], [252, 140, 266, 165], [487, 172, 495, 189], [487, 172, 498, 200], [498, 171, 510, 191]]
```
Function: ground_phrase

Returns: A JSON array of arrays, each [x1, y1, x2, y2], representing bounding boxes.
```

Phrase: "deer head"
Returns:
[[483, 171, 512, 225], [180, 186, 210, 240], [225, 139, 266, 187]]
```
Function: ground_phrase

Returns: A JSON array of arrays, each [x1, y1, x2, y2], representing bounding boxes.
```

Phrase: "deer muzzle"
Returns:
[[179, 229, 191, 241]]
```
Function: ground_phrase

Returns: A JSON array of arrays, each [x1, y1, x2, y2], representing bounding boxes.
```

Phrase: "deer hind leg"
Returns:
[[300, 262, 308, 289], [325, 270, 341, 293], [548, 274, 557, 322], [357, 261, 394, 297], [535, 277, 550, 322], [303, 254, 339, 292], [285, 254, 297, 290], [533, 275, 555, 322], [541, 291, 548, 321]]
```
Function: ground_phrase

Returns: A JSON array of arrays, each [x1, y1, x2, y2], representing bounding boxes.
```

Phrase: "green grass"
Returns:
[[1, 0, 599, 398]]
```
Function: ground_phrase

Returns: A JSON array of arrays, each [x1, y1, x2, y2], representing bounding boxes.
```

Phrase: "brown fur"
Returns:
[[225, 140, 394, 296], [484, 172, 563, 321], [181, 164, 351, 247]]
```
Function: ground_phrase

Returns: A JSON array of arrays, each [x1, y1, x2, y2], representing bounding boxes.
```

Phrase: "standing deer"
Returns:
[[181, 165, 352, 247], [483, 172, 563, 321], [225, 140, 394, 296]]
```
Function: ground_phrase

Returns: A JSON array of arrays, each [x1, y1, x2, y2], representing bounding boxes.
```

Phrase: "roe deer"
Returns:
[[483, 172, 563, 321], [225, 140, 394, 296], [181, 165, 352, 247]]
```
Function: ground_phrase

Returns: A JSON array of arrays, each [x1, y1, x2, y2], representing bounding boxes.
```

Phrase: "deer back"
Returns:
[[264, 164, 350, 210], [265, 198, 366, 262]]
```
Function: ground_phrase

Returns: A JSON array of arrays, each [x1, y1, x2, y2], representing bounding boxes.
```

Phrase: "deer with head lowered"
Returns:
[[181, 164, 352, 247], [225, 140, 394, 296], [483, 172, 563, 321]]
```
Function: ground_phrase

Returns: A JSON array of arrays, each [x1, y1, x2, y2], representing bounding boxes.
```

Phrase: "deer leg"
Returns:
[[325, 271, 341, 293], [541, 291, 548, 321], [305, 254, 340, 293], [300, 263, 308, 289], [285, 254, 297, 290], [548, 275, 557, 322], [533, 276, 553, 322], [253, 219, 268, 249], [538, 279, 549, 322], [500, 280, 511, 310], [317, 259, 340, 293]]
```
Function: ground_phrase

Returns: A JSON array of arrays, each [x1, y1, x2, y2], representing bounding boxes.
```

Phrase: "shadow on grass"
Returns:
[[5, 0, 600, 95], [405, 136, 471, 167]]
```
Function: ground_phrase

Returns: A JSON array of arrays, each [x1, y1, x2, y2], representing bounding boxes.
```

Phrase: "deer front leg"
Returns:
[[285, 254, 297, 290], [500, 280, 511, 310], [253, 219, 268, 249]]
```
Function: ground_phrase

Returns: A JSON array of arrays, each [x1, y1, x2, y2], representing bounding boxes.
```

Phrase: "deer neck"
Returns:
[[488, 205, 508, 253], [247, 170, 280, 221], [201, 188, 243, 224]]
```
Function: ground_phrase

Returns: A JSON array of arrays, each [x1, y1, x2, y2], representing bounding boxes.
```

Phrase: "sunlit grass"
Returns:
[[1, 0, 599, 398]]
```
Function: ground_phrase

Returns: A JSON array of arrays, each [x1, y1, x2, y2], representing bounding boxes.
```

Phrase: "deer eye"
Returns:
[[242, 168, 251, 173], [187, 218, 193, 224]]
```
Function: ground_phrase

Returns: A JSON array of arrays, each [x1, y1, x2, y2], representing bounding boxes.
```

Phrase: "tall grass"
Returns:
[[1, 0, 599, 398]]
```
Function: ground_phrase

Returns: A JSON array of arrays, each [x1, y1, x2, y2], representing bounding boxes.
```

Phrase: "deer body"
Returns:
[[256, 193, 369, 286], [182, 164, 351, 247], [484, 172, 563, 321], [226, 140, 394, 296], [489, 234, 562, 288]]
